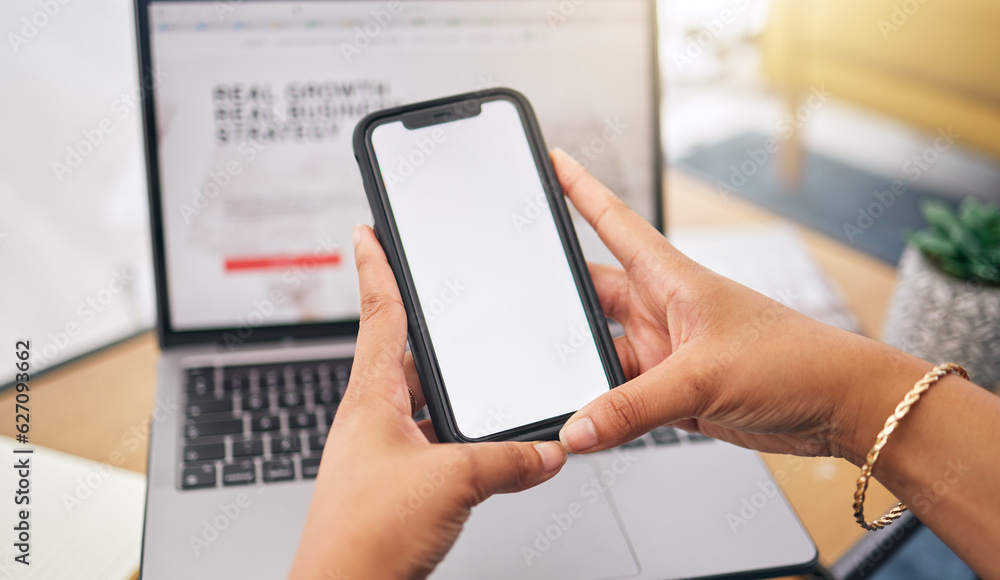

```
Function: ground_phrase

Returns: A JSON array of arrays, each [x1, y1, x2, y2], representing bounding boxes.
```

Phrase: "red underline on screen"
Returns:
[[224, 253, 341, 272]]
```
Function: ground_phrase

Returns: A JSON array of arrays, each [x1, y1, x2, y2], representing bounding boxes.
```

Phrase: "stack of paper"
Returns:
[[0, 436, 145, 580]]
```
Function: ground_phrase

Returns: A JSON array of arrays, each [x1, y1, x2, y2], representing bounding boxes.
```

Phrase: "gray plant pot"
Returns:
[[883, 245, 1000, 392]]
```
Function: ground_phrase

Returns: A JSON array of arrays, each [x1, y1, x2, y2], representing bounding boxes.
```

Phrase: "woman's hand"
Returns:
[[550, 149, 932, 464], [288, 225, 567, 580], [551, 150, 1000, 579]]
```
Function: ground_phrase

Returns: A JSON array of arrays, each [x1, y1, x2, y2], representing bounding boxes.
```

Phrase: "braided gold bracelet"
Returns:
[[852, 362, 969, 531]]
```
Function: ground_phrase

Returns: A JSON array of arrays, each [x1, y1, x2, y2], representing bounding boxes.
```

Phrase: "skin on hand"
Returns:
[[549, 149, 1000, 579], [549, 147, 917, 461], [288, 225, 567, 580]]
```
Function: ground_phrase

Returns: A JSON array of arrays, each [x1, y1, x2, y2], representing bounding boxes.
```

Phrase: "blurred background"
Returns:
[[1, 0, 155, 383], [2, 0, 999, 380], [664, 0, 1000, 261]]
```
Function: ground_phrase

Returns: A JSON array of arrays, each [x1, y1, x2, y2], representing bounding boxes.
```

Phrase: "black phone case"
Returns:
[[352, 87, 625, 443]]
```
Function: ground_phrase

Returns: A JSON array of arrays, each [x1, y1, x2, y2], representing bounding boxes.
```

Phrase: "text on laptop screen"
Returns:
[[148, 1, 655, 332]]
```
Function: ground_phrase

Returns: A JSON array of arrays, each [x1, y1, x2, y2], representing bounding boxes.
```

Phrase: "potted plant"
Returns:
[[883, 198, 1000, 392]]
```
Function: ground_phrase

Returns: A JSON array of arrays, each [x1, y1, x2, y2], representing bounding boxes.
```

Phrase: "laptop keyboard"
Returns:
[[618, 426, 714, 449], [178, 358, 711, 490], [179, 358, 351, 490]]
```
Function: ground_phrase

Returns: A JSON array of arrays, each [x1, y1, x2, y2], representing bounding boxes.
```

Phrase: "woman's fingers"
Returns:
[[612, 335, 641, 381], [349, 224, 410, 413], [462, 441, 567, 497], [403, 352, 426, 411], [416, 419, 438, 443], [587, 263, 642, 379], [551, 149, 664, 271], [558, 349, 706, 454], [588, 262, 629, 323]]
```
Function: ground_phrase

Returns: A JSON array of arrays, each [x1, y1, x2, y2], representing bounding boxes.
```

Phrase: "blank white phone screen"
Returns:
[[371, 99, 611, 438]]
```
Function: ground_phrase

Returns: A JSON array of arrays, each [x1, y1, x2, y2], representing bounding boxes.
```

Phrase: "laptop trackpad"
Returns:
[[431, 458, 639, 579]]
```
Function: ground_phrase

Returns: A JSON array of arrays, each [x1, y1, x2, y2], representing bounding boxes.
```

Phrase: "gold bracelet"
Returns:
[[852, 362, 969, 531]]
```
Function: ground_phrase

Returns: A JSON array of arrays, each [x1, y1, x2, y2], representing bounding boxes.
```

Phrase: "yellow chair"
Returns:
[[759, 0, 1000, 179]]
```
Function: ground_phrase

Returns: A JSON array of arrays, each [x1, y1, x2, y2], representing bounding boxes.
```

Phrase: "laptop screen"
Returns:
[[143, 0, 659, 338]]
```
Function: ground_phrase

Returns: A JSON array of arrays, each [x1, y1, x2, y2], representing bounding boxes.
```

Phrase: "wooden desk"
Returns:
[[0, 333, 159, 474], [0, 169, 903, 574]]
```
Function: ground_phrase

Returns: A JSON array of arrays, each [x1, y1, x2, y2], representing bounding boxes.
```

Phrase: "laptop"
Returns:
[[135, 1, 817, 578]]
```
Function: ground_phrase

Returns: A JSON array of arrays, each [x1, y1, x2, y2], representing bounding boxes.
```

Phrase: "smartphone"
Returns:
[[353, 88, 624, 443]]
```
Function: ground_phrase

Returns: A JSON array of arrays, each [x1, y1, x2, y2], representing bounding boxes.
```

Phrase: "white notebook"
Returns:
[[0, 436, 145, 580]]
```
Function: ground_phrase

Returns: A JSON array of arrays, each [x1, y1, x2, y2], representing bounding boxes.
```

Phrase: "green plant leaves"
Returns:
[[910, 229, 957, 258], [909, 198, 1000, 285]]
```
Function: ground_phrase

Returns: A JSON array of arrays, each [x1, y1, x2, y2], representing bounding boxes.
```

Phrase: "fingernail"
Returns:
[[551, 147, 579, 166], [352, 224, 364, 247], [534, 441, 566, 473], [560, 417, 598, 453]]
